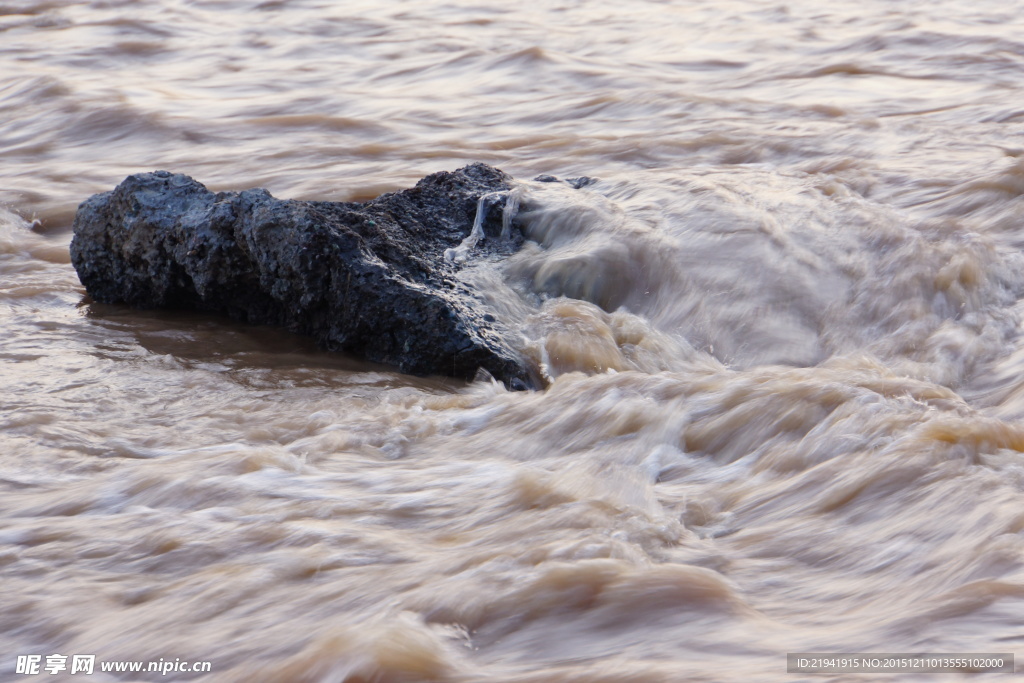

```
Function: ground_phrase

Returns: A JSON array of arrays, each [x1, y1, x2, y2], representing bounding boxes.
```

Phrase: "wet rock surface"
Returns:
[[70, 164, 537, 388]]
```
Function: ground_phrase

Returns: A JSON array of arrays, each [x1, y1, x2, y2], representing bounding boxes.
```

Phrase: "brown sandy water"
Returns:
[[4, 0, 1024, 680]]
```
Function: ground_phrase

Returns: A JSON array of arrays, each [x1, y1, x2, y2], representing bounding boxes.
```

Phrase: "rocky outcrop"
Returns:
[[70, 164, 537, 389]]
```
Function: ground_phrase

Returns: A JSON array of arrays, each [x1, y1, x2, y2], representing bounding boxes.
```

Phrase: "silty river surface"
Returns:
[[4, 0, 1024, 681]]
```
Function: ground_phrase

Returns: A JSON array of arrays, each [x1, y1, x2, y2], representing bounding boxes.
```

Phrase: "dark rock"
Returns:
[[534, 174, 597, 189], [70, 164, 538, 389], [565, 176, 597, 189]]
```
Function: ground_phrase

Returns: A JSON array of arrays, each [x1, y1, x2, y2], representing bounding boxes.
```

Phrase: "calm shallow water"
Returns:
[[4, 0, 1024, 680]]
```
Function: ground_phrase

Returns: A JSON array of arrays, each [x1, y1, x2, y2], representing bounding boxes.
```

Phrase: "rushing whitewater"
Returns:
[[3, 0, 1024, 681]]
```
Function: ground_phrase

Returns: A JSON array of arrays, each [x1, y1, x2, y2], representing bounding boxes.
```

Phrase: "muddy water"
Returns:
[[4, 0, 1024, 680]]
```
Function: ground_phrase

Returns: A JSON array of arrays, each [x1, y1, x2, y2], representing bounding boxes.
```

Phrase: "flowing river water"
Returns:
[[4, 1, 1024, 681]]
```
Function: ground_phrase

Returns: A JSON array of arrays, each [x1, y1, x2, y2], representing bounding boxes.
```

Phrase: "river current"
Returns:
[[3, 1, 1024, 681]]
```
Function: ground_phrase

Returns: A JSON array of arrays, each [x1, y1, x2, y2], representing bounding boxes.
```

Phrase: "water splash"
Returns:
[[444, 188, 522, 263]]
